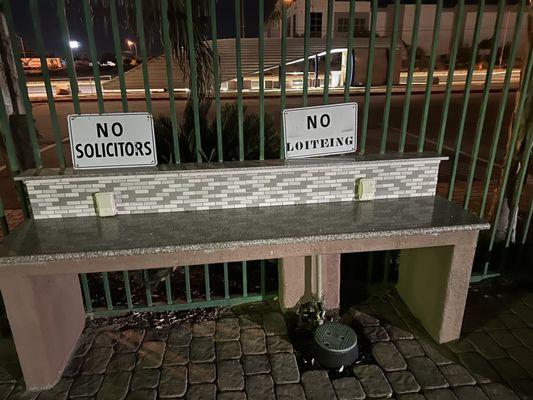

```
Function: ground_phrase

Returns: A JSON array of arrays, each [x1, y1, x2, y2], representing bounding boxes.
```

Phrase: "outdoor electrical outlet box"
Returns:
[[93, 192, 117, 217], [356, 178, 376, 201]]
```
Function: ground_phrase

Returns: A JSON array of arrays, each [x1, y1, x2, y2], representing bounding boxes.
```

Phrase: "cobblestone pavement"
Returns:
[[1, 288, 533, 399]]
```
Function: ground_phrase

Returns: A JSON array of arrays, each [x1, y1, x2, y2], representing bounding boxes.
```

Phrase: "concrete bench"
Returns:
[[0, 154, 489, 389]]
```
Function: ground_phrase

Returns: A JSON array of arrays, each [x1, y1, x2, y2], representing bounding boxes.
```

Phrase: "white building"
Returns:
[[266, 0, 526, 60]]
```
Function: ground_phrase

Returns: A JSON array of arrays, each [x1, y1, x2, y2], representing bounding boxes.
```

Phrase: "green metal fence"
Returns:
[[0, 0, 531, 314]]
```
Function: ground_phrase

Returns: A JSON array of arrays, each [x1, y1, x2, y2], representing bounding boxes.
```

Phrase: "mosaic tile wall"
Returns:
[[23, 157, 443, 219]]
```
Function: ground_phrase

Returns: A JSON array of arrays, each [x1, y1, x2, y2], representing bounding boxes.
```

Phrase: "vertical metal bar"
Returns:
[[447, 0, 485, 200], [505, 130, 533, 247], [80, 273, 93, 313], [360, 0, 377, 155], [161, 0, 181, 164], [366, 252, 374, 286], [204, 264, 211, 301], [184, 266, 192, 303], [522, 201, 533, 245], [383, 251, 391, 283], [464, 0, 505, 209], [29, 0, 66, 167], [417, 0, 443, 152], [143, 270, 153, 307], [102, 272, 113, 311], [484, 47, 533, 274], [379, 0, 400, 154], [259, 0, 265, 160], [398, 0, 422, 153], [242, 261, 248, 297], [322, 0, 334, 104], [165, 275, 173, 305], [2, 0, 43, 167], [436, 0, 465, 154], [223, 262, 230, 299], [260, 260, 266, 297], [303, 0, 311, 106], [0, 198, 9, 236], [479, 1, 525, 217], [210, 0, 223, 161], [123, 271, 133, 309], [279, 2, 288, 159], [235, 0, 244, 160], [109, 0, 128, 112], [185, 0, 203, 162], [343, 0, 355, 102], [135, 0, 152, 114], [81, 0, 105, 114]]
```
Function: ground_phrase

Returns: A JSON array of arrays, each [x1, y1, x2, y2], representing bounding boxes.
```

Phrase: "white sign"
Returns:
[[68, 112, 157, 170], [283, 102, 357, 159]]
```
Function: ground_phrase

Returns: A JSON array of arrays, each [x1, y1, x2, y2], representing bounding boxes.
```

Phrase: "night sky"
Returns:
[[12, 0, 515, 59]]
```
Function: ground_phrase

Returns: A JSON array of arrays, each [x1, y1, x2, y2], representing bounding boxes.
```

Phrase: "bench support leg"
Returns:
[[0, 273, 85, 390], [278, 254, 341, 311], [397, 232, 479, 344]]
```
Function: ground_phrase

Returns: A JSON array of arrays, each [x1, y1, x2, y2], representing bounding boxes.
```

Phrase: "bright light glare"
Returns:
[[126, 40, 135, 47], [69, 40, 80, 49]]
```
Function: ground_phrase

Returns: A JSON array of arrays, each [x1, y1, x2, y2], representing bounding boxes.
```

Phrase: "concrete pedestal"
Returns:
[[0, 273, 85, 390], [278, 254, 341, 311]]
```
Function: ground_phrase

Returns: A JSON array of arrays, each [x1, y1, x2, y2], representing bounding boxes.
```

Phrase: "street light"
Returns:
[[69, 40, 80, 49], [126, 39, 137, 57]]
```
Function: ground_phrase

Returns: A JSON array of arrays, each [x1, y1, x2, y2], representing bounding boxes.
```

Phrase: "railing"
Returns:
[[0, 0, 531, 314]]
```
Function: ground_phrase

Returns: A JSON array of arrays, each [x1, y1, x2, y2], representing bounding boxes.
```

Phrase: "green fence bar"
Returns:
[[162, 0, 181, 164], [343, 0, 355, 103], [235, 0, 244, 160], [29, 0, 66, 168], [484, 47, 533, 274], [143, 270, 153, 307], [260, 260, 266, 297], [463, 0, 505, 209], [80, 274, 93, 313], [210, 0, 223, 162], [505, 130, 533, 247], [123, 271, 133, 309], [447, 0, 485, 200], [109, 0, 128, 112], [184, 266, 192, 303], [259, 0, 265, 160], [204, 265, 211, 301], [0, 197, 8, 237], [398, 0, 422, 153], [165, 275, 173, 305], [322, 0, 334, 104], [55, 0, 81, 116], [379, 0, 400, 154], [279, 2, 287, 159], [302, 0, 311, 106], [417, 0, 443, 152], [359, 0, 377, 155], [242, 261, 248, 297], [480, 1, 525, 217], [135, 0, 152, 114], [2, 0, 43, 167], [223, 262, 230, 299], [436, 0, 465, 154], [82, 0, 105, 114], [185, 0, 203, 163], [522, 201, 533, 245], [102, 272, 113, 311]]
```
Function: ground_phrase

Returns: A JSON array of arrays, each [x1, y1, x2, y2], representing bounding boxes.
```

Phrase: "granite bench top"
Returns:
[[0, 196, 488, 266]]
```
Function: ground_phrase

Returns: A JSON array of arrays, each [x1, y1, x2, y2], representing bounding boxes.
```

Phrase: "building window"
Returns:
[[337, 17, 349, 34], [354, 17, 367, 35], [310, 12, 322, 37]]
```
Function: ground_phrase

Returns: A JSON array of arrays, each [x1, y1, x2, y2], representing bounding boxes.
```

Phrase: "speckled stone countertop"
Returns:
[[14, 152, 448, 181], [0, 196, 488, 265]]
